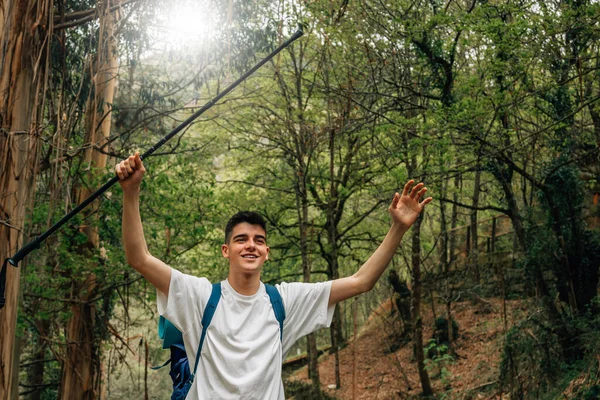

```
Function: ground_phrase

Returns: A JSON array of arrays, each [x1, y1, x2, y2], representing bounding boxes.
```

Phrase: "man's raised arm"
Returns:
[[116, 152, 171, 295], [329, 180, 432, 306]]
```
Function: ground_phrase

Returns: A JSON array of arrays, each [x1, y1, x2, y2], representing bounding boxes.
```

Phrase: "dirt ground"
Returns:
[[288, 296, 527, 399]]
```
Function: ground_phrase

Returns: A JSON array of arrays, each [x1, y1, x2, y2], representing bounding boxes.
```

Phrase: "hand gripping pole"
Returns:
[[0, 29, 303, 309]]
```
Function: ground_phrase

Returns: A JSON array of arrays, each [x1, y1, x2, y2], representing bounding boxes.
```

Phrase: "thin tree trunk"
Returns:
[[438, 183, 454, 354], [470, 169, 481, 283], [438, 179, 449, 275], [500, 176, 525, 246], [9, 336, 20, 400], [60, 3, 119, 398], [26, 319, 51, 400], [411, 214, 434, 397], [288, 32, 322, 396], [448, 173, 460, 266], [294, 153, 321, 395], [327, 123, 342, 389], [297, 188, 321, 394]]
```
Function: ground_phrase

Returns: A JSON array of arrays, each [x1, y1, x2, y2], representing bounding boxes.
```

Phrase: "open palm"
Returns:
[[389, 180, 432, 228]]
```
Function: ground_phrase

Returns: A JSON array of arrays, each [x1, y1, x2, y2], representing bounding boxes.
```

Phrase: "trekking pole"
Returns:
[[0, 29, 304, 309]]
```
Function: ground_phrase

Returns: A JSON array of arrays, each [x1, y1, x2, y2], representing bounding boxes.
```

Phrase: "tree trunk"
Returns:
[[327, 217, 342, 390], [439, 185, 457, 355], [470, 169, 481, 283], [295, 154, 321, 395], [0, 1, 50, 398], [499, 178, 526, 250], [287, 33, 322, 396], [448, 173, 461, 266], [297, 192, 321, 395], [59, 3, 119, 398], [439, 186, 448, 275], [26, 319, 51, 400], [327, 123, 342, 389], [410, 215, 434, 397]]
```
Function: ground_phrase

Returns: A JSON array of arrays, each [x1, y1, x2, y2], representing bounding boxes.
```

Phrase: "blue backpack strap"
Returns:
[[189, 282, 222, 380], [265, 284, 285, 341]]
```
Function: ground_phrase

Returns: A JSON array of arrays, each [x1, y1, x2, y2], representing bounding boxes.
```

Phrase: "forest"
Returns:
[[1, 0, 599, 398]]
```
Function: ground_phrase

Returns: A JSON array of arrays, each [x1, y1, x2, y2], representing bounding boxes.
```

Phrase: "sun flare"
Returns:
[[157, 0, 219, 49]]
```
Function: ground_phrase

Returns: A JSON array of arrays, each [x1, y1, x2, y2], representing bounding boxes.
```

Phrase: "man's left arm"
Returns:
[[329, 180, 432, 307]]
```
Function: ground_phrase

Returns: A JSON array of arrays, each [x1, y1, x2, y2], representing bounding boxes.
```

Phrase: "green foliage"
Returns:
[[500, 297, 600, 399], [431, 317, 459, 349], [500, 312, 565, 398], [505, 160, 600, 397], [424, 339, 454, 391], [14, 0, 600, 397], [519, 162, 600, 313]]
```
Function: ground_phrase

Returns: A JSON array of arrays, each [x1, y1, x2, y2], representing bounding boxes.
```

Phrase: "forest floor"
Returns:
[[287, 296, 530, 399]]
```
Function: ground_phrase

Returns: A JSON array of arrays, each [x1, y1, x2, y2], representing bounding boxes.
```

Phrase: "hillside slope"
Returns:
[[288, 296, 527, 399]]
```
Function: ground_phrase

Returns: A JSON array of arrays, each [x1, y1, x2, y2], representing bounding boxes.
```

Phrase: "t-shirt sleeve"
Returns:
[[277, 281, 335, 355], [156, 268, 212, 334]]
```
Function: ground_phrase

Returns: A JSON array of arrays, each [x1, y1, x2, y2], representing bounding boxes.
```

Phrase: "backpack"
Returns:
[[153, 282, 286, 400]]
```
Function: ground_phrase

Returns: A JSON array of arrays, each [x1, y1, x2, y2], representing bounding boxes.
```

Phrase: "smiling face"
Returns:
[[221, 222, 270, 278]]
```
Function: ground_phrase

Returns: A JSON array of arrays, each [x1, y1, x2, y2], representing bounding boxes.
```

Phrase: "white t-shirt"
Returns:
[[157, 268, 335, 399]]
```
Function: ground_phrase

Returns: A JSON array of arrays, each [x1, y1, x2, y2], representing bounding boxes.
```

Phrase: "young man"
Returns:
[[116, 152, 432, 399]]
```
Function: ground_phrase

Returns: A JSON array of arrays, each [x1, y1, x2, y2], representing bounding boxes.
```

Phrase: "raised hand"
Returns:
[[388, 180, 433, 229], [115, 152, 146, 192]]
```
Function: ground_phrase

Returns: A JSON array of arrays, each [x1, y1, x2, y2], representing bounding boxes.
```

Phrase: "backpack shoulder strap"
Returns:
[[190, 282, 221, 378], [265, 284, 285, 341]]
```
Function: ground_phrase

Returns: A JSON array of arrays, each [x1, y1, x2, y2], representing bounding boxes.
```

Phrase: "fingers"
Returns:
[[416, 186, 428, 201], [409, 182, 425, 198], [115, 163, 124, 180], [133, 151, 145, 171], [402, 180, 424, 198], [402, 179, 433, 207], [390, 192, 400, 209], [401, 180, 415, 197], [420, 196, 433, 207], [402, 180, 426, 198], [124, 158, 134, 175], [115, 153, 144, 181]]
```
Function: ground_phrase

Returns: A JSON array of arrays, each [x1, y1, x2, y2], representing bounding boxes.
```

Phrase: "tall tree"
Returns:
[[0, 1, 51, 398], [59, 2, 120, 398]]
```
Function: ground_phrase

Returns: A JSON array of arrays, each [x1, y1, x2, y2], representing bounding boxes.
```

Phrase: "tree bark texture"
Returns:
[[289, 36, 322, 396], [297, 180, 321, 394], [327, 124, 342, 389], [470, 169, 481, 283], [0, 1, 51, 398], [59, 2, 119, 398], [410, 215, 434, 397]]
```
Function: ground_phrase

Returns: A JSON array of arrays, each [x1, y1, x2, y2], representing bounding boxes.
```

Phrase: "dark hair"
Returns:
[[224, 211, 267, 243]]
